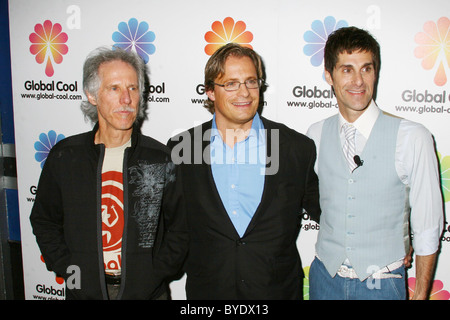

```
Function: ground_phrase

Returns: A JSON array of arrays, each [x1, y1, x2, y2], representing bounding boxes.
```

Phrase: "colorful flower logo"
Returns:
[[408, 277, 450, 300], [303, 266, 311, 300], [34, 130, 65, 169], [438, 152, 450, 203], [112, 18, 156, 64], [29, 20, 69, 77], [303, 16, 348, 68], [204, 17, 253, 56], [414, 17, 450, 87]]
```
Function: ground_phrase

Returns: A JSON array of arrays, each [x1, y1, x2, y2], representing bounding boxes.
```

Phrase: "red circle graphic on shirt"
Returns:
[[101, 171, 124, 253]]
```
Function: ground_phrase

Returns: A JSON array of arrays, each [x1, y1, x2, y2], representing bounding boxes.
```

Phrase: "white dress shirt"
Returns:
[[307, 100, 443, 256]]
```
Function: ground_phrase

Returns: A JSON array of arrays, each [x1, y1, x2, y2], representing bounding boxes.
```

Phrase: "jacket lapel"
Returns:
[[199, 117, 282, 239], [243, 118, 280, 237], [199, 121, 242, 238]]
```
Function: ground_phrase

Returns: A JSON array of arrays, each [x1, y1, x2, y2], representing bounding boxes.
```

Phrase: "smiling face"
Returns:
[[87, 59, 139, 146], [325, 50, 376, 123], [206, 55, 260, 132]]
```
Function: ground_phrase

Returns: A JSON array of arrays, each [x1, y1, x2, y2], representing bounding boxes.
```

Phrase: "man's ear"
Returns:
[[324, 70, 333, 86], [86, 91, 98, 106], [206, 89, 215, 102]]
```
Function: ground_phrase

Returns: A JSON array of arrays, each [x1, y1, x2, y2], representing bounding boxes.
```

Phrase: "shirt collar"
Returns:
[[338, 100, 380, 139], [211, 112, 264, 142]]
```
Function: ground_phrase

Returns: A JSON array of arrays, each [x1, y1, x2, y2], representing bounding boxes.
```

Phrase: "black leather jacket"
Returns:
[[30, 124, 175, 299]]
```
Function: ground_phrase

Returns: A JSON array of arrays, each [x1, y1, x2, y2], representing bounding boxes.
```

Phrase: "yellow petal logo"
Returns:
[[439, 152, 450, 203], [29, 20, 68, 77], [204, 17, 253, 56], [414, 17, 450, 86]]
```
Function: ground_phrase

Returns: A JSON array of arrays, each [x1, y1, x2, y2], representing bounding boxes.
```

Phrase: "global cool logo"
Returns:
[[303, 16, 348, 77], [204, 17, 254, 56], [112, 18, 156, 64], [29, 20, 69, 77], [34, 130, 65, 169], [414, 17, 450, 87]]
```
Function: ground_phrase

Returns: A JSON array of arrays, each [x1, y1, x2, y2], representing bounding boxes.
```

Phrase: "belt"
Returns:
[[105, 273, 121, 285], [337, 260, 404, 279]]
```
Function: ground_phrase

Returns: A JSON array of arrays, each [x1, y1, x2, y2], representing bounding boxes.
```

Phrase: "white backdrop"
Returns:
[[8, 0, 450, 300]]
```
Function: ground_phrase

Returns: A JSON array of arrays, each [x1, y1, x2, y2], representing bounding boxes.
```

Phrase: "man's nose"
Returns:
[[237, 82, 251, 97], [352, 72, 364, 86], [120, 88, 132, 104]]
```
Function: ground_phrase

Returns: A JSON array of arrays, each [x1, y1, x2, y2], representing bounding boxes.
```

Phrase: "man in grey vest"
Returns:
[[307, 27, 443, 300]]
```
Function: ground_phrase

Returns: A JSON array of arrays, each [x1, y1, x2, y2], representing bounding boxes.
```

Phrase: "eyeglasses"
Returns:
[[214, 79, 264, 92]]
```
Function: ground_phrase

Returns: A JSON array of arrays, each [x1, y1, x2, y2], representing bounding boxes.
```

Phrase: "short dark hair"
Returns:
[[324, 26, 381, 80]]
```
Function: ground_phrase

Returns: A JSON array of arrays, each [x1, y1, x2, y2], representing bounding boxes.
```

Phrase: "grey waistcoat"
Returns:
[[316, 112, 409, 280]]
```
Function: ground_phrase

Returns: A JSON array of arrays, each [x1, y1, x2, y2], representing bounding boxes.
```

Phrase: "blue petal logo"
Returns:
[[112, 18, 156, 64], [303, 16, 348, 70], [34, 130, 65, 168]]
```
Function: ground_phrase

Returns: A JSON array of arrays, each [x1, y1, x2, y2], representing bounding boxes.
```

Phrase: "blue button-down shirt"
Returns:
[[210, 113, 266, 237]]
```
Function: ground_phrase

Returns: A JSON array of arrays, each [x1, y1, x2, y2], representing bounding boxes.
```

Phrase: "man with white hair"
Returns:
[[30, 47, 175, 300]]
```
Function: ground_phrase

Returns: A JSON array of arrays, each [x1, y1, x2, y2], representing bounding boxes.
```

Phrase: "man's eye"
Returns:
[[224, 81, 237, 89]]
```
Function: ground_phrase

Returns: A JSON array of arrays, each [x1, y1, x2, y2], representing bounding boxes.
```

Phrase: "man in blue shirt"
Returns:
[[153, 43, 320, 299], [210, 111, 265, 237]]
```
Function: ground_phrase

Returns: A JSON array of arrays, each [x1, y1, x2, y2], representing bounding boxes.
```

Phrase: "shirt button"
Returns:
[[232, 210, 237, 215], [348, 179, 354, 184], [231, 184, 236, 189]]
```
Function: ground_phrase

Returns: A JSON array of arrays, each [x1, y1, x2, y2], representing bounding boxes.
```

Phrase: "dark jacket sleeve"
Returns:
[[29, 151, 71, 279], [302, 138, 321, 223], [149, 150, 189, 291]]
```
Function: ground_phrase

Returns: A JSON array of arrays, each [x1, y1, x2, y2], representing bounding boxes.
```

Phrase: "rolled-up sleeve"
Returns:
[[397, 120, 444, 256]]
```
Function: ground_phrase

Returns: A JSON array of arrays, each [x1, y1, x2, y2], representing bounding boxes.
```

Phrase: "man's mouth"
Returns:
[[233, 101, 252, 107], [114, 106, 135, 113], [347, 89, 365, 95]]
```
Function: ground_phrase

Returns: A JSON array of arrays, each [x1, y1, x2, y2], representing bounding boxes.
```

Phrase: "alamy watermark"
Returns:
[[170, 127, 280, 175]]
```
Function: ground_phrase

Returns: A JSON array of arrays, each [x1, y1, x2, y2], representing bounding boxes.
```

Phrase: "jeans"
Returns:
[[309, 257, 407, 300]]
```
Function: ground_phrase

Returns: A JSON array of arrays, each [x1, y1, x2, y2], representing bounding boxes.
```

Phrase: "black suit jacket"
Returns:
[[156, 116, 320, 300]]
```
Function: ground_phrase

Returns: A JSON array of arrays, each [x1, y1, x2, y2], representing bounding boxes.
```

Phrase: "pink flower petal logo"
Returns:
[[408, 277, 450, 300], [204, 17, 253, 56], [29, 20, 69, 77], [414, 17, 450, 86]]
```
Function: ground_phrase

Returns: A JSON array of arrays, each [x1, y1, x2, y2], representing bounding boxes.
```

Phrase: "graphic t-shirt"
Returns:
[[101, 140, 131, 275]]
